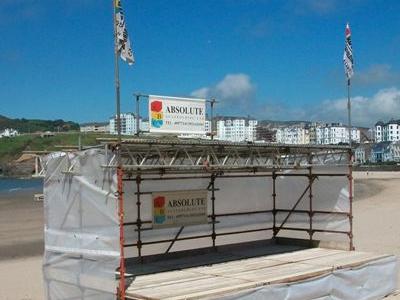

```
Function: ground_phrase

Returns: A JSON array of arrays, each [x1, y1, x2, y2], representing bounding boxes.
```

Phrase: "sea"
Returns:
[[0, 177, 43, 194]]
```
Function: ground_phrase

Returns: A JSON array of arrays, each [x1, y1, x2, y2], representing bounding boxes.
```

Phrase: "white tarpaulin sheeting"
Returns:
[[220, 256, 398, 300], [43, 149, 119, 300]]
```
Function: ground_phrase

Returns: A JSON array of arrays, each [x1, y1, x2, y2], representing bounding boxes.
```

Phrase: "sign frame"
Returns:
[[148, 95, 206, 135], [152, 189, 209, 229]]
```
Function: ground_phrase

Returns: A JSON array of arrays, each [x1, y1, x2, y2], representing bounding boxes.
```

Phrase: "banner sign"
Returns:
[[148, 95, 206, 134], [152, 190, 208, 228]]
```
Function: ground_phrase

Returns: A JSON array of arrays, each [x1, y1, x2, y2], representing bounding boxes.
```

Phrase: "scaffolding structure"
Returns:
[[102, 138, 354, 300], [42, 138, 354, 300]]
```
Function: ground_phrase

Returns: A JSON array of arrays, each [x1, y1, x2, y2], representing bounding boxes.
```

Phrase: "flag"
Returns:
[[343, 23, 354, 81], [115, 0, 134, 65]]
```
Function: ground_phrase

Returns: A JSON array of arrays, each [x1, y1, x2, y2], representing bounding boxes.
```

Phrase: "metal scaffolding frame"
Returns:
[[99, 138, 353, 300], [102, 138, 350, 171], [22, 150, 48, 178]]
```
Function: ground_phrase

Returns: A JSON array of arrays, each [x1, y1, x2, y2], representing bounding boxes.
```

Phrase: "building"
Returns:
[[374, 120, 400, 142], [369, 141, 400, 163], [0, 128, 19, 138], [205, 120, 211, 135], [80, 123, 110, 133], [354, 143, 373, 164], [370, 142, 392, 163], [109, 113, 149, 135], [275, 126, 310, 144], [216, 117, 258, 142], [389, 142, 400, 162], [359, 127, 374, 143], [255, 126, 276, 143], [315, 123, 360, 145], [308, 124, 318, 144], [375, 121, 384, 142]]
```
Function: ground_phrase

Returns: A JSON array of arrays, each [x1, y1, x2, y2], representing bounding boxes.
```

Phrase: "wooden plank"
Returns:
[[227, 261, 332, 283], [188, 257, 288, 276], [127, 262, 331, 299], [127, 271, 213, 291], [166, 264, 332, 300], [165, 281, 263, 300], [299, 251, 390, 269], [266, 247, 343, 263], [127, 276, 251, 300], [125, 248, 389, 300]]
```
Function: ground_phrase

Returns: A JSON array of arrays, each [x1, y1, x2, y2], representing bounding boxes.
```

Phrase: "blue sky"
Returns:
[[1, 0, 399, 126]]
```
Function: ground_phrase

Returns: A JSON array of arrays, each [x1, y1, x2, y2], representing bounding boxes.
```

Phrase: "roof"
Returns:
[[372, 141, 392, 152], [386, 119, 400, 125], [375, 119, 400, 126]]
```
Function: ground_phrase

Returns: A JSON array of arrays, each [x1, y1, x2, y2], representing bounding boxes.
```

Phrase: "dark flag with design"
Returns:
[[343, 23, 354, 81], [115, 0, 134, 65]]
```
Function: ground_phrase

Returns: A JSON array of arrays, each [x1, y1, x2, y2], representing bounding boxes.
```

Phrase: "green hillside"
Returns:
[[0, 115, 80, 133], [0, 132, 112, 164]]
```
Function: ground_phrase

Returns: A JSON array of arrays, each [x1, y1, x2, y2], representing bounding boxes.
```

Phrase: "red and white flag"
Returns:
[[343, 23, 354, 80], [115, 0, 134, 65]]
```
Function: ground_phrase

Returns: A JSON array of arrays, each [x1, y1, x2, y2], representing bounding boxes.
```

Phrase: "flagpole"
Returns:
[[114, 0, 122, 149], [347, 79, 352, 149], [113, 2, 126, 300]]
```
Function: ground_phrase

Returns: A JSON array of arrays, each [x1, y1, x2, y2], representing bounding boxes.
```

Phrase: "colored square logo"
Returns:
[[154, 196, 166, 225], [150, 101, 164, 128], [151, 101, 162, 112]]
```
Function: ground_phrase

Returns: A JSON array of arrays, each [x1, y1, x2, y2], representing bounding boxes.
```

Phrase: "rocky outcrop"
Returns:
[[1, 154, 35, 177]]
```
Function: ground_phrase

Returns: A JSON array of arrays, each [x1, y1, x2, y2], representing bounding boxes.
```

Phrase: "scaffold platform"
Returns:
[[124, 243, 396, 300]]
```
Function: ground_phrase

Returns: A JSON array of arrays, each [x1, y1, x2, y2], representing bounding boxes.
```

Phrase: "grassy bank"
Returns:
[[0, 132, 113, 164]]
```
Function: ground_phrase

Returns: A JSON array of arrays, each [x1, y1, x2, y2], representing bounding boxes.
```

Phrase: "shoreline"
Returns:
[[0, 177, 43, 196]]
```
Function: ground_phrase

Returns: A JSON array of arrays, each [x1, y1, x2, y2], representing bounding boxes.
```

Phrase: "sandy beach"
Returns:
[[0, 189, 44, 300], [0, 172, 399, 300]]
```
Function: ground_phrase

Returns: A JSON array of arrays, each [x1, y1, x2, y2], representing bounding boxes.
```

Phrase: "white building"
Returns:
[[375, 121, 384, 142], [0, 128, 19, 138], [80, 123, 109, 133], [354, 143, 373, 164], [375, 120, 400, 142], [205, 120, 211, 135], [109, 113, 149, 135], [216, 118, 258, 142], [315, 123, 360, 145], [275, 127, 310, 144], [389, 142, 400, 162]]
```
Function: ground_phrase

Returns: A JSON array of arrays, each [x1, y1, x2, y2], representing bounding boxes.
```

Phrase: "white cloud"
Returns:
[[256, 88, 400, 126], [191, 73, 400, 127], [354, 64, 400, 85], [191, 73, 255, 109], [310, 87, 400, 126], [191, 87, 210, 99]]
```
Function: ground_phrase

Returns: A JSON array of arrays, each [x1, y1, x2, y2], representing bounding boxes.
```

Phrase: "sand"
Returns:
[[0, 190, 44, 300], [0, 171, 399, 299], [0, 191, 43, 260]]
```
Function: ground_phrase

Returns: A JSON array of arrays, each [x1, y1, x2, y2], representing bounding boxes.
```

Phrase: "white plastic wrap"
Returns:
[[220, 256, 398, 300], [274, 167, 351, 242], [43, 149, 119, 300]]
